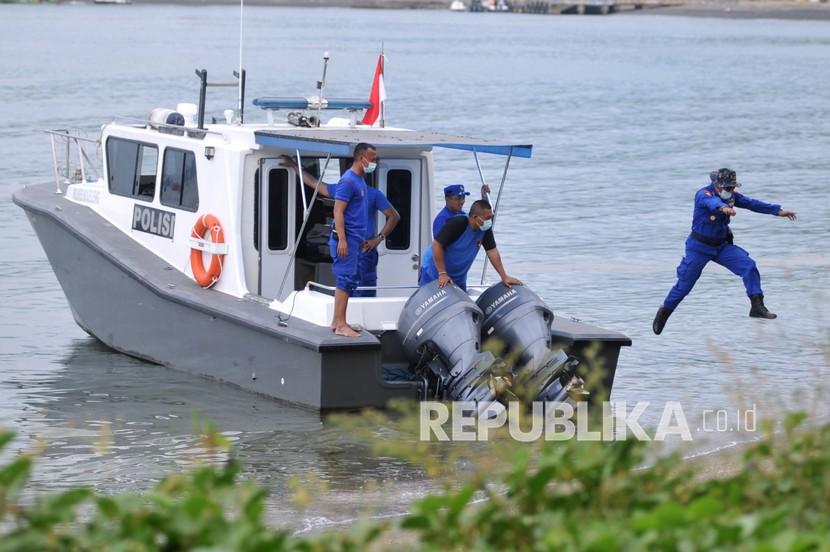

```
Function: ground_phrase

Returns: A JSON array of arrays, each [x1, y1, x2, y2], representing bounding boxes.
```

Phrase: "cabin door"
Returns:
[[375, 159, 422, 296], [257, 159, 296, 301]]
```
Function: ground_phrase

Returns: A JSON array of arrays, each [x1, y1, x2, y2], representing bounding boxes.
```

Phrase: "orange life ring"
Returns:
[[190, 214, 225, 288]]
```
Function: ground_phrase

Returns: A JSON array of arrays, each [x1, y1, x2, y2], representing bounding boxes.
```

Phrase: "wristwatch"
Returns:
[[377, 233, 386, 241]]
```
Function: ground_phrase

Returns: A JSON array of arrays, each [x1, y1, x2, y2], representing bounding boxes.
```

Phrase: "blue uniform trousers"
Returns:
[[329, 236, 362, 294], [352, 249, 379, 298], [663, 237, 763, 311]]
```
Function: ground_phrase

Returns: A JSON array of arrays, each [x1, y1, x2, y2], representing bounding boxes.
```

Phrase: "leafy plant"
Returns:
[[2, 409, 830, 551]]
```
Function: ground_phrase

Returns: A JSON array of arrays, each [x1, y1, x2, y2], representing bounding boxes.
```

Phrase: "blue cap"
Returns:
[[444, 184, 471, 197]]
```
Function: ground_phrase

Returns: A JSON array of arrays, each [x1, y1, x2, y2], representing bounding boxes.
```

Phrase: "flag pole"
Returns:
[[380, 43, 385, 128]]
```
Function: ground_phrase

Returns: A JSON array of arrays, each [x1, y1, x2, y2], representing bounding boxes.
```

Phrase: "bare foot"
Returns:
[[334, 324, 360, 337], [331, 324, 362, 332]]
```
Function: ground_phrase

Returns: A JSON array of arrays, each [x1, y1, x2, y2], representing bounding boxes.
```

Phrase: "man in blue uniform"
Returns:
[[328, 143, 376, 337], [285, 156, 400, 298], [652, 168, 797, 335], [420, 199, 522, 291], [432, 183, 490, 237]]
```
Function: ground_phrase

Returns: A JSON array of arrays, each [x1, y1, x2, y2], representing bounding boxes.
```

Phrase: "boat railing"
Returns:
[[113, 116, 227, 139], [46, 129, 102, 194], [304, 282, 491, 293]]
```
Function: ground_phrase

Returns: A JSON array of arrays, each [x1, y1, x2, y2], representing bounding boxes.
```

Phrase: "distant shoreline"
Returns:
[[623, 1, 830, 21], [9, 0, 830, 21]]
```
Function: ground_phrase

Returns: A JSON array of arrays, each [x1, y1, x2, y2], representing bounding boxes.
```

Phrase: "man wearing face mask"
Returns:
[[432, 183, 490, 237], [419, 199, 522, 292], [652, 168, 797, 335], [329, 143, 377, 337]]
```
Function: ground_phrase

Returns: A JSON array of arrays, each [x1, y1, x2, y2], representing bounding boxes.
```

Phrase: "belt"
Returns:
[[690, 231, 725, 247]]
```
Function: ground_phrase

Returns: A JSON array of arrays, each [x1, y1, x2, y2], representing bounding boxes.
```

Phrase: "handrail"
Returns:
[[44, 129, 99, 143], [46, 129, 102, 194], [304, 281, 491, 293], [110, 117, 226, 138]]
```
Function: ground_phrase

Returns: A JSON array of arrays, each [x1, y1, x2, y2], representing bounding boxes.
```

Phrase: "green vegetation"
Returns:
[[2, 409, 830, 551]]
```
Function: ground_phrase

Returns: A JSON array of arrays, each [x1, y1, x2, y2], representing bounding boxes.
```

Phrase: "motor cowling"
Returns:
[[398, 281, 503, 407], [476, 283, 578, 402]]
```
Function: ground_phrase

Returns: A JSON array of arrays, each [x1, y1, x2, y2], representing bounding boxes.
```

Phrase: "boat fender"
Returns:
[[190, 214, 225, 288]]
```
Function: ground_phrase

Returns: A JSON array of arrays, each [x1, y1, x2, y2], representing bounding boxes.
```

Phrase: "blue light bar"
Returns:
[[252, 97, 371, 111]]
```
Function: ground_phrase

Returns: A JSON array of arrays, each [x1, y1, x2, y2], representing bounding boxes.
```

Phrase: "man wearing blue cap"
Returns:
[[433, 183, 490, 237], [652, 168, 797, 335]]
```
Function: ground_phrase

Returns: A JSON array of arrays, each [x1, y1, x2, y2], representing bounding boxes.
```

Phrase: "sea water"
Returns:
[[1, 4, 829, 530]]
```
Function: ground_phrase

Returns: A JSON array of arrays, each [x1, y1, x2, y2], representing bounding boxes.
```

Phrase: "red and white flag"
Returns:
[[361, 54, 386, 127]]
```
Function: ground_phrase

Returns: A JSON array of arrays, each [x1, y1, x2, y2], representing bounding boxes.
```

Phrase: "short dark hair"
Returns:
[[353, 143, 376, 163], [470, 199, 492, 217]]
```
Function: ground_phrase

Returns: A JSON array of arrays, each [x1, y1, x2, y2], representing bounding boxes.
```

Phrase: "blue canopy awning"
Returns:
[[253, 128, 532, 158]]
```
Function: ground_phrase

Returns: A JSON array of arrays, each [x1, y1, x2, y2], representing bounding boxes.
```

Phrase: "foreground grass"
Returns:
[[1, 410, 829, 551]]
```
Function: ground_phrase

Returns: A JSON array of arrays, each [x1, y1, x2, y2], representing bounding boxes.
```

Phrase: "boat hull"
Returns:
[[14, 183, 629, 410]]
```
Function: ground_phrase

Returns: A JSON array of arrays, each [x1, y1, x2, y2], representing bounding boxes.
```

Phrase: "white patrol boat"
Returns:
[[14, 66, 630, 411]]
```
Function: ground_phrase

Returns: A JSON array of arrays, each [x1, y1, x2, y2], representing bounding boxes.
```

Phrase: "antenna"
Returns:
[[316, 51, 330, 128], [237, 0, 244, 121]]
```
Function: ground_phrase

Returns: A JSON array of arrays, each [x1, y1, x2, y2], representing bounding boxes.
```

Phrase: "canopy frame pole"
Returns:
[[295, 149, 308, 209], [473, 150, 487, 196], [277, 153, 332, 300], [479, 147, 513, 285]]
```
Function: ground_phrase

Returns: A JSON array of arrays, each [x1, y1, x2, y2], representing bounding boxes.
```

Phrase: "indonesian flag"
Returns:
[[361, 54, 386, 127]]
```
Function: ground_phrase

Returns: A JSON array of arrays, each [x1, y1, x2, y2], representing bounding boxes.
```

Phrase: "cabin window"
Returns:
[[138, 147, 158, 199], [268, 168, 289, 251], [106, 137, 158, 201], [160, 148, 199, 212], [385, 169, 412, 250]]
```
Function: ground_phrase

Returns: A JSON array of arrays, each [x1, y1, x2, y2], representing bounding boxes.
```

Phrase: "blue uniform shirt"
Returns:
[[420, 216, 496, 291], [332, 170, 367, 241], [328, 183, 392, 239], [432, 206, 467, 237], [365, 187, 392, 238], [691, 184, 781, 241]]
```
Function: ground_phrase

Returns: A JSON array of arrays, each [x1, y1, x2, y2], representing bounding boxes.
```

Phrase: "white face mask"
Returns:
[[479, 218, 493, 232], [719, 189, 733, 200], [364, 161, 377, 174]]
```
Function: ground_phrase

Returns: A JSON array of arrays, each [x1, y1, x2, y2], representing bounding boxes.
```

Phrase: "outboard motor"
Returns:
[[398, 281, 505, 410], [476, 283, 582, 402]]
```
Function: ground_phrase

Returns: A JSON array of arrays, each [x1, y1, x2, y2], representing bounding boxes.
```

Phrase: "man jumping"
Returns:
[[653, 168, 797, 335]]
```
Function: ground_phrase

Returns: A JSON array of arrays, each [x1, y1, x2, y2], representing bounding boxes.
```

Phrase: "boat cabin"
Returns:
[[62, 98, 530, 332]]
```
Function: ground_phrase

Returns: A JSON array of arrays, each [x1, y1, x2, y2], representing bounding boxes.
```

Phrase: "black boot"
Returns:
[[652, 306, 673, 335], [749, 295, 777, 319]]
